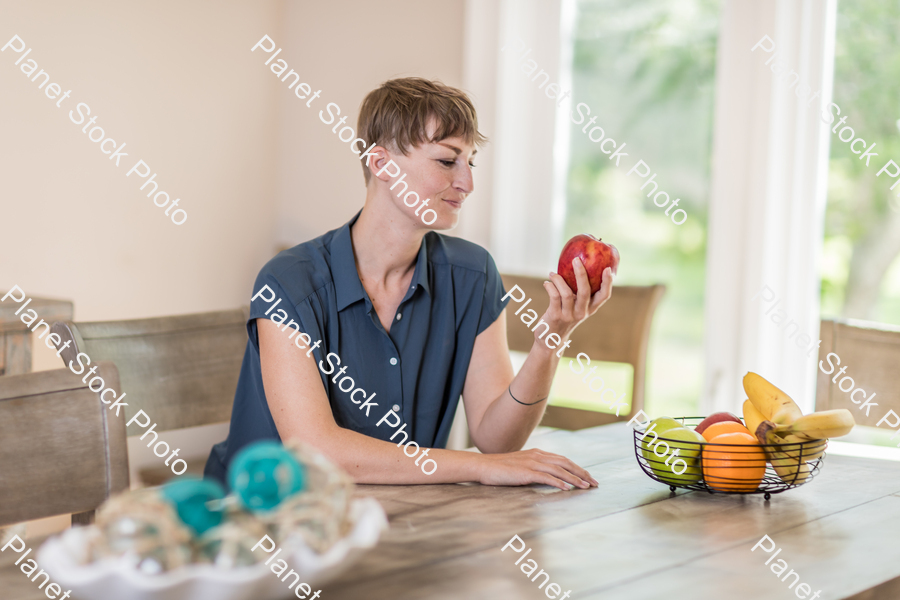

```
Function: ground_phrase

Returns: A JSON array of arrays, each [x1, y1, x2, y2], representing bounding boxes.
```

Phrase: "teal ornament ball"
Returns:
[[228, 441, 306, 512], [160, 477, 226, 536]]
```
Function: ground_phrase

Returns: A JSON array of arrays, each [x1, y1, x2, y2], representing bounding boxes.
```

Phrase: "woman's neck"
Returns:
[[350, 196, 426, 288]]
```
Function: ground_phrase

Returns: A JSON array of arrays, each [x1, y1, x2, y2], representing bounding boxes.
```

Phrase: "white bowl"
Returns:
[[37, 497, 387, 600]]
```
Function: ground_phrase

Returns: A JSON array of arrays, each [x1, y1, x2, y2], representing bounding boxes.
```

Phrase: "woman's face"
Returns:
[[383, 127, 477, 231]]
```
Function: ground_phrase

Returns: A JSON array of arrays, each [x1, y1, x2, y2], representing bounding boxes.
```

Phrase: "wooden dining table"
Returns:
[[322, 423, 900, 600], [4, 423, 900, 600]]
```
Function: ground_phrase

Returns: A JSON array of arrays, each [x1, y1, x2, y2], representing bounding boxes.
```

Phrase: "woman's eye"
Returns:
[[438, 159, 476, 168]]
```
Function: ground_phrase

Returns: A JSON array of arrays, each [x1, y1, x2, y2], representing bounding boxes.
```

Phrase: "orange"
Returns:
[[701, 420, 752, 442], [702, 432, 766, 492]]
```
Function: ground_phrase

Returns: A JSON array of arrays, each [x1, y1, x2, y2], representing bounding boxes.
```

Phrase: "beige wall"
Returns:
[[0, 0, 281, 537], [1, 0, 468, 319], [273, 0, 466, 246], [1, 0, 283, 325]]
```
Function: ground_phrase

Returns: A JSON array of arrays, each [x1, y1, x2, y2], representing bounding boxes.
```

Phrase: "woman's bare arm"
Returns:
[[461, 259, 613, 454], [258, 318, 595, 489]]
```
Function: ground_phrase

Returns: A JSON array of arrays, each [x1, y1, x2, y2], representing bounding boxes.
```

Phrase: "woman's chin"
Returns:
[[396, 203, 459, 231], [428, 212, 459, 231]]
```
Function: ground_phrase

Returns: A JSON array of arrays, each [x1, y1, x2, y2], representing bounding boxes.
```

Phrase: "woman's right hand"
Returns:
[[538, 260, 613, 345], [475, 448, 599, 491]]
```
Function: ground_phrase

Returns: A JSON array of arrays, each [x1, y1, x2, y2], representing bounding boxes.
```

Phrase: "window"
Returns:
[[820, 1, 900, 325], [557, 0, 720, 416]]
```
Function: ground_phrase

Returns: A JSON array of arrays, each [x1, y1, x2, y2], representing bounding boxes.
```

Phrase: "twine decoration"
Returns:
[[89, 489, 193, 574], [81, 440, 358, 572]]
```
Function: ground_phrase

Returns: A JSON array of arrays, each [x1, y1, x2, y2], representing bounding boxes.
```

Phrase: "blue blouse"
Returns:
[[205, 212, 509, 484]]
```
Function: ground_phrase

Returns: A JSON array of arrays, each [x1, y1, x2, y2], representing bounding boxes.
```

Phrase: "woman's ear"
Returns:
[[369, 146, 396, 183]]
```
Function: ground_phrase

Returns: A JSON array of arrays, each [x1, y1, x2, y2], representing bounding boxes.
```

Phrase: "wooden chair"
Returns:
[[501, 274, 665, 430], [816, 318, 900, 427], [50, 308, 249, 484], [0, 363, 129, 526], [0, 293, 72, 376]]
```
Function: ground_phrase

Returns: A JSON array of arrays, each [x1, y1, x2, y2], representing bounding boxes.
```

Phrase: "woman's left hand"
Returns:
[[539, 258, 613, 343]]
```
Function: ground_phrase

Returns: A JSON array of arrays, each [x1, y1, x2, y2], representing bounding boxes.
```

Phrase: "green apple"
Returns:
[[643, 426, 705, 485], [639, 417, 682, 462]]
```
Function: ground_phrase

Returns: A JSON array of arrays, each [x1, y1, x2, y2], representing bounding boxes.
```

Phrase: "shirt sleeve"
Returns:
[[476, 251, 511, 336], [245, 265, 328, 380], [247, 270, 301, 351]]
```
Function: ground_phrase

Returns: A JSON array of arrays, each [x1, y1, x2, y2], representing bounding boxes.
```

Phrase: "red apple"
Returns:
[[557, 234, 619, 295], [695, 412, 742, 435]]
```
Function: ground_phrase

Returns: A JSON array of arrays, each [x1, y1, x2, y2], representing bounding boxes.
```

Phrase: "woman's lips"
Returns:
[[443, 199, 462, 209]]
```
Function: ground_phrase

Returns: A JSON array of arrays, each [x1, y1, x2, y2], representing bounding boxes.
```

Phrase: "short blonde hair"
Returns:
[[357, 77, 487, 183]]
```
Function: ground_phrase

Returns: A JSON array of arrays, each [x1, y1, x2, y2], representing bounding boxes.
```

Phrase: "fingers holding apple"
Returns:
[[547, 263, 612, 324], [571, 256, 593, 310], [547, 270, 581, 322], [539, 275, 578, 343], [589, 266, 614, 312], [541, 271, 565, 310]]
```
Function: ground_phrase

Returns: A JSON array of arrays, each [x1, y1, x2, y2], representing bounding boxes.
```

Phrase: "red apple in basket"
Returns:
[[557, 234, 619, 295], [695, 412, 742, 435]]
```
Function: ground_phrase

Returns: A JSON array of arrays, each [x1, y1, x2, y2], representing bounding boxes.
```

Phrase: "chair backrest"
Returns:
[[816, 318, 900, 427], [51, 308, 249, 436], [0, 293, 73, 376], [0, 363, 129, 526], [501, 274, 665, 430]]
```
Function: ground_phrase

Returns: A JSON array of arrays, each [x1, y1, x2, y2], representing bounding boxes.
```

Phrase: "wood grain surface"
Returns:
[[0, 364, 129, 528], [51, 308, 248, 435], [816, 319, 900, 427], [322, 424, 900, 600], [4, 423, 899, 599], [0, 294, 73, 376]]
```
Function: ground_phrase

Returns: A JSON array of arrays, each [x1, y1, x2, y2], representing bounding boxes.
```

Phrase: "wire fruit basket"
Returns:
[[633, 417, 827, 500]]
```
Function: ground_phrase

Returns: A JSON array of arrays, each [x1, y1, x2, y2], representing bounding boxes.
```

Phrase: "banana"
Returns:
[[754, 422, 815, 484], [743, 372, 803, 426], [776, 409, 855, 440], [766, 429, 826, 462], [768, 449, 812, 484], [742, 399, 767, 439]]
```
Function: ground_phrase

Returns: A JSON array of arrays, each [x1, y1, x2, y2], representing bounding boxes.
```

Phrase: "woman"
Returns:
[[206, 77, 613, 490]]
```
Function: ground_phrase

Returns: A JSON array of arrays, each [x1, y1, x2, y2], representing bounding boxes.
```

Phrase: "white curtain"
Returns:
[[456, 0, 570, 276]]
